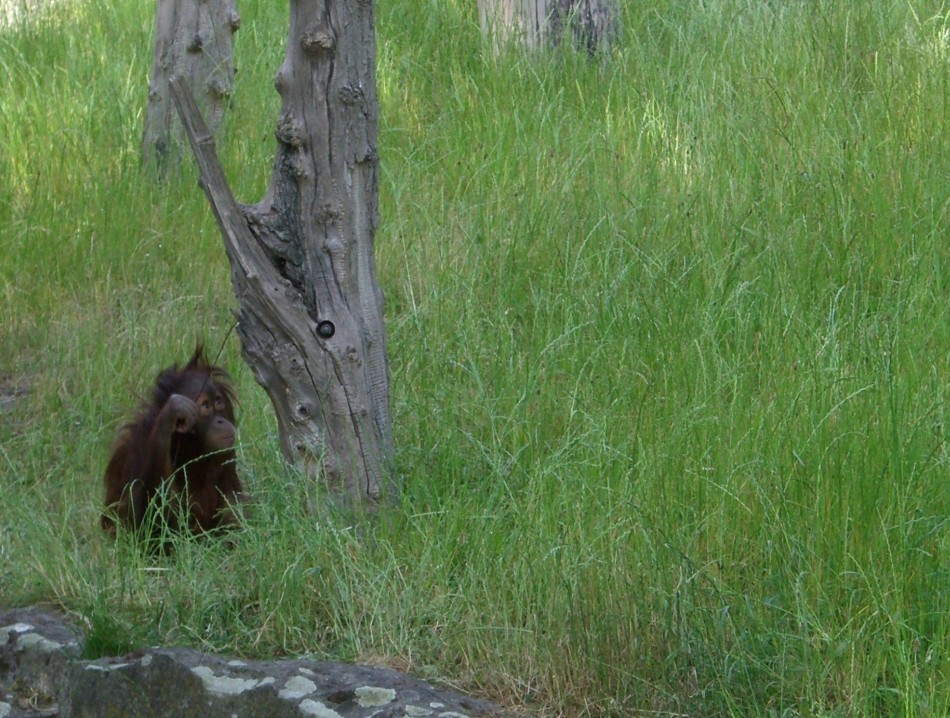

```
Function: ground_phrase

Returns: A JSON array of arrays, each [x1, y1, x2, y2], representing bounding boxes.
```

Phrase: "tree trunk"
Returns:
[[169, 0, 395, 509], [143, 0, 240, 174], [478, 0, 618, 55]]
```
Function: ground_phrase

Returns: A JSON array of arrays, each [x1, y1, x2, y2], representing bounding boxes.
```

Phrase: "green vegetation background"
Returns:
[[1, 1, 948, 715]]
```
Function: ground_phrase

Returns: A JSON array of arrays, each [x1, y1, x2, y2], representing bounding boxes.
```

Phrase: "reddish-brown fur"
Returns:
[[102, 347, 244, 540]]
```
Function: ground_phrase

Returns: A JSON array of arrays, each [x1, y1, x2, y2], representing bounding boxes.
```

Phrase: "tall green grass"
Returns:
[[1, 0, 948, 715]]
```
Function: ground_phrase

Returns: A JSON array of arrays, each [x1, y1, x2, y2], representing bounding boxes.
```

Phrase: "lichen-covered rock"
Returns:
[[0, 608, 499, 718], [1, 607, 82, 717]]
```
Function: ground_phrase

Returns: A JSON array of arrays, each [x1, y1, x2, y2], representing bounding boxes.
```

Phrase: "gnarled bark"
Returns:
[[143, 0, 240, 174], [478, 0, 619, 55], [170, 0, 394, 509]]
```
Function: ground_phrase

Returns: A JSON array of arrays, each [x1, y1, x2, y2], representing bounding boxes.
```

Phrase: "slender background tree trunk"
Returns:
[[171, 0, 395, 509], [478, 0, 618, 55], [143, 0, 240, 174]]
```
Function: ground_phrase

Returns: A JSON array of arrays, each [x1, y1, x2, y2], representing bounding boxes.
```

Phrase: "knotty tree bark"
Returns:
[[170, 0, 395, 509], [478, 0, 618, 55], [143, 0, 240, 174]]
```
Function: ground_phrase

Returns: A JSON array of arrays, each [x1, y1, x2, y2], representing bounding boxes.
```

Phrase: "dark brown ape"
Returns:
[[102, 347, 245, 540]]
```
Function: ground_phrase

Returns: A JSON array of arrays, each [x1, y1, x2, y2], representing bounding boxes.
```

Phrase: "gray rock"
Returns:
[[1, 608, 499, 718], [1, 607, 82, 717]]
